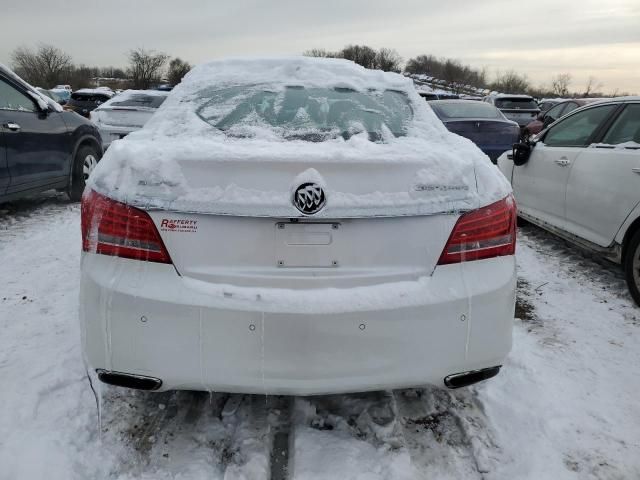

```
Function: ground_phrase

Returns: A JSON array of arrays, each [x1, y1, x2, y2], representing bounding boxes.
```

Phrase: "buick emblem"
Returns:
[[293, 183, 326, 215]]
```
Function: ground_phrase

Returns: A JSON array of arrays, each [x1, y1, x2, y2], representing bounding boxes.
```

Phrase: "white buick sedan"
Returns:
[[80, 57, 516, 395]]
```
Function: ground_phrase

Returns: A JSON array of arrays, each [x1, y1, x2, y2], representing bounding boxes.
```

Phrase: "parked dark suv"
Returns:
[[0, 65, 103, 202], [65, 89, 114, 118]]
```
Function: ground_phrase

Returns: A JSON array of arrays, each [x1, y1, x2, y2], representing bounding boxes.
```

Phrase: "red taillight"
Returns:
[[438, 195, 516, 265], [81, 190, 172, 264]]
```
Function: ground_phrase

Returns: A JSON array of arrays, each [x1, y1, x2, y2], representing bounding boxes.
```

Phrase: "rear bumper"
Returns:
[[98, 126, 134, 149], [80, 254, 515, 395]]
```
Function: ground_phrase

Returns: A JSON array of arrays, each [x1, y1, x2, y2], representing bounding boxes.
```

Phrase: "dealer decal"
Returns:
[[160, 218, 198, 233]]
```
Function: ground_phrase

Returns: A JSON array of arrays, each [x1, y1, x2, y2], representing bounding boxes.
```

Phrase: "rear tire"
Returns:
[[624, 230, 640, 307], [68, 144, 100, 202]]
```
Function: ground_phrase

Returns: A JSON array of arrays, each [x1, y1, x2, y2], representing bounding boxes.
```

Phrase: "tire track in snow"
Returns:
[[220, 394, 291, 480], [393, 387, 501, 479]]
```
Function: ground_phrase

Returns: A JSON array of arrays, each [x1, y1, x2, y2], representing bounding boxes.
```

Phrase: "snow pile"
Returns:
[[88, 57, 510, 217]]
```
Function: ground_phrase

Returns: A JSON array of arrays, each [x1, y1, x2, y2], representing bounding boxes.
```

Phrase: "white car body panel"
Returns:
[[80, 253, 515, 395], [615, 203, 640, 245], [151, 212, 457, 288], [565, 146, 640, 246], [511, 142, 581, 228]]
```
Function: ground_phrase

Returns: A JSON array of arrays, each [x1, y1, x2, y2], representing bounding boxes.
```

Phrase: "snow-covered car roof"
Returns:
[[74, 88, 114, 97], [491, 93, 535, 99], [89, 57, 510, 217], [539, 97, 569, 103]]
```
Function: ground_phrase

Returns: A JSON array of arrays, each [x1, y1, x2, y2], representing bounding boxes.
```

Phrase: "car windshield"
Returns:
[[432, 102, 503, 119], [495, 97, 538, 110], [195, 85, 413, 142], [108, 94, 167, 109]]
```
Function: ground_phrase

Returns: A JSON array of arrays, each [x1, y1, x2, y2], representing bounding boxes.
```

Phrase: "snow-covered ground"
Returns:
[[1, 194, 639, 480]]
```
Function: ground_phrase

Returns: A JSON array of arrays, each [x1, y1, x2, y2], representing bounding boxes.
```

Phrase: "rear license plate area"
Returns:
[[275, 222, 339, 268]]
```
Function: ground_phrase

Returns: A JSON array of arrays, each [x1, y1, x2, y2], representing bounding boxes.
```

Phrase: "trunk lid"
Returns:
[[136, 152, 477, 289], [121, 147, 481, 219], [445, 120, 519, 146], [148, 211, 458, 289]]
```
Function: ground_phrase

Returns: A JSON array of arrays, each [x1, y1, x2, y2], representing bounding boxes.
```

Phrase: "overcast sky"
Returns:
[[2, 0, 639, 93]]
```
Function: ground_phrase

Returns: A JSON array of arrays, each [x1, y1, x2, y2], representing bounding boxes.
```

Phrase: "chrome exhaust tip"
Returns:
[[96, 369, 162, 391], [444, 366, 501, 389]]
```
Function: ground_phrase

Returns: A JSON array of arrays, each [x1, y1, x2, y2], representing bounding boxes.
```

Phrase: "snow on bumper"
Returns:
[[80, 254, 515, 395]]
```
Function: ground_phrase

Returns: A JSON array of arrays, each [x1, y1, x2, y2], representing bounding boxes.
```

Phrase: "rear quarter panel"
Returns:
[[615, 201, 640, 246]]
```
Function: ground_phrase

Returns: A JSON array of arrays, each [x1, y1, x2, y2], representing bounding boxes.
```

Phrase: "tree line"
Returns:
[[10, 43, 191, 90], [306, 44, 626, 97], [9, 42, 629, 97]]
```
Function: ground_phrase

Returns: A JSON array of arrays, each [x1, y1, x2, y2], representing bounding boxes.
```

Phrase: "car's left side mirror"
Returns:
[[512, 142, 532, 166], [37, 103, 52, 117]]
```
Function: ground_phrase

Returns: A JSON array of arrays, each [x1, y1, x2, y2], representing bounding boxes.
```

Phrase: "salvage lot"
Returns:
[[0, 194, 639, 479]]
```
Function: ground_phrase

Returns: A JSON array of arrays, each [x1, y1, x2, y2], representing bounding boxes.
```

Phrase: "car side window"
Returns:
[[545, 103, 566, 121], [543, 104, 616, 147], [0, 78, 37, 112], [562, 102, 579, 116], [601, 104, 640, 145]]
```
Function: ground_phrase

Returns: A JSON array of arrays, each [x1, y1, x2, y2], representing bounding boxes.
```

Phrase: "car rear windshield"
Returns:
[[195, 85, 413, 142], [69, 93, 111, 103], [431, 102, 503, 119], [495, 98, 538, 110], [108, 94, 167, 109]]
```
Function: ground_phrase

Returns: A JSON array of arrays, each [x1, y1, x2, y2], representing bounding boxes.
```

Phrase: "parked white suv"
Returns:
[[498, 98, 640, 305], [80, 57, 516, 395]]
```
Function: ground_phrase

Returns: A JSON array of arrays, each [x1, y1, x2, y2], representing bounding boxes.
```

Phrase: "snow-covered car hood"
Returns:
[[88, 57, 511, 217]]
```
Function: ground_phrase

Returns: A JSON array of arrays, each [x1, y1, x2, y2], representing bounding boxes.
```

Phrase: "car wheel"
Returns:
[[68, 144, 100, 202], [624, 229, 640, 306]]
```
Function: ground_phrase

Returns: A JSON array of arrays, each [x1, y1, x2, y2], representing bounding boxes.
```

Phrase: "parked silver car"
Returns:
[[90, 90, 169, 148]]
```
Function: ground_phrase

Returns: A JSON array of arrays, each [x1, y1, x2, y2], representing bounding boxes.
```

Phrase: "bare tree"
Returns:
[[11, 44, 72, 87], [491, 70, 530, 94], [340, 45, 378, 69], [404, 54, 439, 75], [127, 48, 169, 89], [68, 64, 100, 88], [303, 48, 340, 58], [583, 76, 603, 97], [551, 73, 572, 97], [375, 48, 403, 73], [167, 57, 192, 86], [304, 45, 401, 72], [404, 54, 487, 90]]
